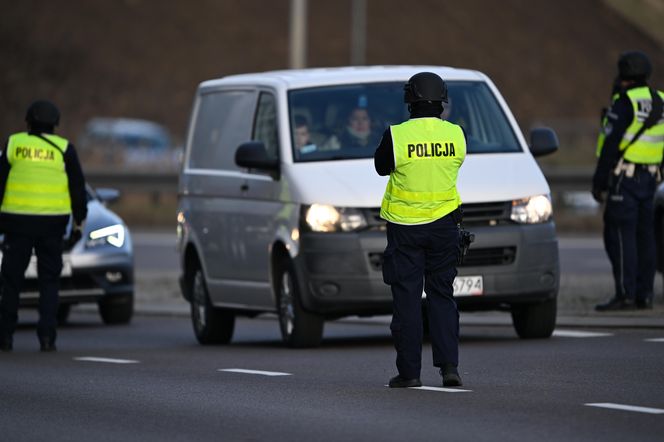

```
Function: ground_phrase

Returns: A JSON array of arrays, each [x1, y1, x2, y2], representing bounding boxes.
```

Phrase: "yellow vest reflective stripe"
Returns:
[[596, 87, 664, 164], [380, 118, 465, 225], [1, 132, 71, 215]]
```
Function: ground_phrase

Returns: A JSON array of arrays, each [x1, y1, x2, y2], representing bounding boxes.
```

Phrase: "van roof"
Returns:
[[199, 65, 487, 91]]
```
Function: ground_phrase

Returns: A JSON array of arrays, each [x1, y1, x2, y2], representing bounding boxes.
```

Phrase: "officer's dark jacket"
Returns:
[[592, 81, 647, 192], [374, 103, 467, 176], [0, 128, 87, 236]]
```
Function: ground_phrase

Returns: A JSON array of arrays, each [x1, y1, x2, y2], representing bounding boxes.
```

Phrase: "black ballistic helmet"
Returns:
[[404, 72, 448, 104], [25, 100, 60, 127], [617, 51, 652, 81]]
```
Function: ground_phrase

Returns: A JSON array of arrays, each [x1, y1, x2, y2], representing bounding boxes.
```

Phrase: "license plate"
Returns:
[[25, 255, 72, 279], [453, 275, 483, 296]]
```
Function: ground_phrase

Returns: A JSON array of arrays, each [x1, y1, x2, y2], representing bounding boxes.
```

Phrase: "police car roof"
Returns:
[[198, 66, 487, 91]]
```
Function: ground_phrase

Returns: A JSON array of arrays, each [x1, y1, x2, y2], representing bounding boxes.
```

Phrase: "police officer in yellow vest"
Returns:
[[593, 51, 664, 311], [0, 101, 87, 351], [374, 72, 465, 387]]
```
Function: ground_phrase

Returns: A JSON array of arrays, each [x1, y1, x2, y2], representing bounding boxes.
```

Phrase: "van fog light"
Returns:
[[318, 282, 340, 297], [105, 271, 123, 283]]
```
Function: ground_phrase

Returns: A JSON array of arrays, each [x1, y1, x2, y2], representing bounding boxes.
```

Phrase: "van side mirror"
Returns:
[[235, 142, 280, 175], [529, 127, 559, 157]]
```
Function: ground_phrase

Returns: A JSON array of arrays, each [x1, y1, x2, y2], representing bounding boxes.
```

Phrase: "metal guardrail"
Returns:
[[85, 167, 595, 194]]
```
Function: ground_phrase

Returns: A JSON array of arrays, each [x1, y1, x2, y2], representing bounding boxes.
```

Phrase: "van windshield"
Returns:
[[288, 81, 522, 162]]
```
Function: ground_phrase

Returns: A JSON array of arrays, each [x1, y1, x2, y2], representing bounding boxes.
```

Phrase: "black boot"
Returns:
[[0, 335, 12, 352], [440, 364, 463, 387], [388, 375, 422, 388], [595, 296, 636, 312], [636, 297, 653, 310], [39, 335, 57, 352]]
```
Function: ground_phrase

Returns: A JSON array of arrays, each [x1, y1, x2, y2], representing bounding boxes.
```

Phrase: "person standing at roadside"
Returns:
[[0, 100, 87, 351], [374, 72, 466, 387], [593, 51, 664, 311]]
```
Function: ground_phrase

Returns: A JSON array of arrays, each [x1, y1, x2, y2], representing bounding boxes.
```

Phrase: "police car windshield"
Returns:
[[288, 81, 522, 162]]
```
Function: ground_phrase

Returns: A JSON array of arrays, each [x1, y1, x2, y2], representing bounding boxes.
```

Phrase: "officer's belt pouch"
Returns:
[[614, 160, 636, 178]]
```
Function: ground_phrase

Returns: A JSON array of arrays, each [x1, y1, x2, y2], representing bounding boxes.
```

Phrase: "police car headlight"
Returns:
[[86, 224, 126, 248], [304, 204, 367, 232], [510, 195, 553, 224]]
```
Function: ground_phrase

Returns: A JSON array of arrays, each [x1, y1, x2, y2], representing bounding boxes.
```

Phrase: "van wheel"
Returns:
[[190, 267, 235, 344], [511, 298, 557, 339], [98, 293, 134, 325], [276, 259, 324, 348]]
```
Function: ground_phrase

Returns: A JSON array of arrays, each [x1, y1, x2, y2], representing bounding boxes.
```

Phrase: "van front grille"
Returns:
[[461, 201, 512, 226], [363, 201, 512, 230], [368, 246, 516, 271]]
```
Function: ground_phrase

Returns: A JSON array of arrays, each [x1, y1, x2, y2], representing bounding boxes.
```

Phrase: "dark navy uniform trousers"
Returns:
[[383, 212, 461, 379], [604, 167, 657, 302], [0, 232, 63, 340]]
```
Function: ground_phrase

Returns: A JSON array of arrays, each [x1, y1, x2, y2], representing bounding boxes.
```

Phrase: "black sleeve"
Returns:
[[374, 128, 394, 176], [592, 94, 633, 192], [0, 140, 10, 205], [64, 143, 88, 225]]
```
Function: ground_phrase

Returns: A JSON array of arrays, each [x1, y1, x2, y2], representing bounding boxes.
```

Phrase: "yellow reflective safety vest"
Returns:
[[1, 132, 71, 216], [380, 118, 466, 225], [596, 87, 664, 164]]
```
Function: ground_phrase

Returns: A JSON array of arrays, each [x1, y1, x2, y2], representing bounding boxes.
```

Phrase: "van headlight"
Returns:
[[86, 224, 126, 248], [510, 195, 552, 224], [303, 204, 367, 232]]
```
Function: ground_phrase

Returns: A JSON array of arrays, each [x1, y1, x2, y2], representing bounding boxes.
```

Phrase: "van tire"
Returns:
[[511, 298, 557, 339], [190, 267, 235, 344], [276, 259, 324, 348], [98, 293, 134, 325]]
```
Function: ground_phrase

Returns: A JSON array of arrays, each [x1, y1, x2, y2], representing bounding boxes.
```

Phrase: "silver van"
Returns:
[[177, 66, 560, 347]]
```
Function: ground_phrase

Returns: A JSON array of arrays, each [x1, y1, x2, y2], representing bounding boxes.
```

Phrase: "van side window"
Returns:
[[189, 90, 256, 170], [253, 92, 280, 161]]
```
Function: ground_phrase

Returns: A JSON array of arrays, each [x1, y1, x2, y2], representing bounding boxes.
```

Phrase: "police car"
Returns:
[[0, 186, 134, 324]]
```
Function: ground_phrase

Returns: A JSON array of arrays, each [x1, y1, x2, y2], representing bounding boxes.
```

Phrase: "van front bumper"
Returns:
[[295, 221, 559, 317]]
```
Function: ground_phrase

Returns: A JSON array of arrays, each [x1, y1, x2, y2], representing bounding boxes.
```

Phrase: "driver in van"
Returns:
[[338, 107, 379, 148]]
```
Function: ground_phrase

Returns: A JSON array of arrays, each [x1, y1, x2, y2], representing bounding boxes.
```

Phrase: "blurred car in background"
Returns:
[[0, 186, 134, 325], [77, 117, 181, 170]]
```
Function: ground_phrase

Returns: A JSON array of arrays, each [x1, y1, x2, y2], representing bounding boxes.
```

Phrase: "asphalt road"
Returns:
[[2, 311, 663, 442]]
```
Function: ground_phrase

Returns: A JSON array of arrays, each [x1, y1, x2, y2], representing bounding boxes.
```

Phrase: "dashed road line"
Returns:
[[74, 357, 139, 364], [552, 330, 613, 338], [585, 403, 664, 415], [645, 338, 664, 342], [219, 368, 292, 377]]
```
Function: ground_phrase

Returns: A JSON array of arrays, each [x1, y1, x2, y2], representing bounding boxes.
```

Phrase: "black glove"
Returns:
[[591, 187, 605, 204], [67, 224, 83, 248]]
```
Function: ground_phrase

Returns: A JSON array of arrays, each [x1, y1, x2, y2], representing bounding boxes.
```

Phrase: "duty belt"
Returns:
[[613, 158, 660, 179]]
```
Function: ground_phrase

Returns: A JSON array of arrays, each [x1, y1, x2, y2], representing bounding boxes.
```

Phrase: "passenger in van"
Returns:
[[293, 115, 316, 155], [338, 107, 379, 149]]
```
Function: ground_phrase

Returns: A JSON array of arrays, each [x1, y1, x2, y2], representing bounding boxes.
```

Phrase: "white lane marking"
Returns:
[[74, 357, 139, 364], [219, 368, 292, 377], [645, 338, 664, 342], [585, 403, 664, 414], [384, 385, 472, 393], [552, 330, 613, 338]]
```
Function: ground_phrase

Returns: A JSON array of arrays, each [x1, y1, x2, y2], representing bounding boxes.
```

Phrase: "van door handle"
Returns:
[[240, 183, 249, 192]]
